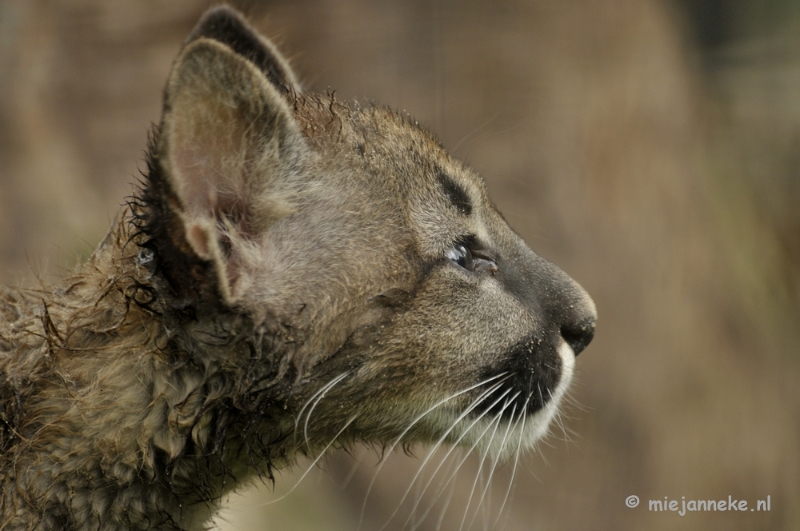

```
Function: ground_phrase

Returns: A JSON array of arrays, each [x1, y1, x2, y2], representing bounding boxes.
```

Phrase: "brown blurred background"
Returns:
[[1, 0, 798, 529]]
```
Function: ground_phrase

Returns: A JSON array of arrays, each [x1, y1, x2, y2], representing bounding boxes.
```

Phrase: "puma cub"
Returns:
[[0, 7, 596, 530]]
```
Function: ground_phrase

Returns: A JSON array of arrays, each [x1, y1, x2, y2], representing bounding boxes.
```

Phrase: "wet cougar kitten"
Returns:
[[0, 6, 596, 530]]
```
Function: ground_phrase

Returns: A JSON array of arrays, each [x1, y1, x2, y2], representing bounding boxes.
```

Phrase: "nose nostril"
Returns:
[[561, 317, 596, 356]]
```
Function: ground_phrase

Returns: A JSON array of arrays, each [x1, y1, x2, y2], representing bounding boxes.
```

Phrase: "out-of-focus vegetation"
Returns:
[[1, 1, 797, 529]]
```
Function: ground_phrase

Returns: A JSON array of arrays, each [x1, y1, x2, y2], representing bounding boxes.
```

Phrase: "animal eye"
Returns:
[[445, 242, 498, 275], [446, 244, 473, 270]]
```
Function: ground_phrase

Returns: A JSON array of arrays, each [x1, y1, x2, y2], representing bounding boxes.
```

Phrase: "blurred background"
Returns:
[[1, 0, 798, 529]]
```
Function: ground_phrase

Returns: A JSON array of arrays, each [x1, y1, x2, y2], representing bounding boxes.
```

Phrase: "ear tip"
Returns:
[[185, 5, 301, 95], [166, 38, 230, 92], [186, 6, 248, 45]]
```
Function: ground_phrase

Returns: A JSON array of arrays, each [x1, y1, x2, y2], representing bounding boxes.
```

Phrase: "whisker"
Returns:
[[294, 372, 349, 429], [537, 382, 544, 409], [457, 403, 509, 531], [412, 407, 507, 529], [451, 112, 500, 154], [434, 456, 461, 531], [357, 372, 510, 529], [552, 408, 571, 445], [294, 371, 351, 449], [464, 394, 520, 531], [408, 448, 460, 530], [491, 396, 529, 531], [259, 414, 357, 507], [400, 386, 517, 529], [376, 383, 512, 530], [302, 373, 352, 451], [409, 450, 462, 531]]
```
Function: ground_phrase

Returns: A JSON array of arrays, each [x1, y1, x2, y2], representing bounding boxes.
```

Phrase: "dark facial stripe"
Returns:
[[436, 169, 472, 216]]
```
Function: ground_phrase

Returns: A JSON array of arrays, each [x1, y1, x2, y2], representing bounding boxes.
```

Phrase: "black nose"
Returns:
[[561, 315, 596, 356]]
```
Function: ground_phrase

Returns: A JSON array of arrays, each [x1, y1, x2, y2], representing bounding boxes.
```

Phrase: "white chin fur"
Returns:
[[450, 341, 576, 460]]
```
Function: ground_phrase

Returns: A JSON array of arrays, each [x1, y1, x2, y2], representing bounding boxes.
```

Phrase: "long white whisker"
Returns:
[[408, 447, 461, 531], [457, 402, 509, 531], [464, 394, 520, 531], [296, 371, 352, 450], [376, 383, 512, 531], [260, 414, 357, 507], [491, 396, 529, 530], [294, 372, 350, 430], [536, 383, 544, 412], [483, 407, 517, 529], [434, 453, 461, 531], [412, 405, 505, 530], [401, 386, 516, 528], [409, 450, 461, 531], [554, 408, 570, 444], [357, 372, 510, 528]]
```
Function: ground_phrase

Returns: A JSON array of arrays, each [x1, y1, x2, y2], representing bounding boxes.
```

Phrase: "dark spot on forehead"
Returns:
[[436, 168, 472, 216]]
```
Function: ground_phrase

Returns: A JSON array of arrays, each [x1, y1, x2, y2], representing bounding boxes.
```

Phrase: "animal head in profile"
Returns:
[[140, 5, 597, 461]]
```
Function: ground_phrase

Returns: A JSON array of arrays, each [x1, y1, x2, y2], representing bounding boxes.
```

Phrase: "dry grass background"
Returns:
[[1, 0, 798, 530]]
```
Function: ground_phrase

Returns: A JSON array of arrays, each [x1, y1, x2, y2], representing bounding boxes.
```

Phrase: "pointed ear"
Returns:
[[186, 6, 301, 95], [146, 37, 307, 304]]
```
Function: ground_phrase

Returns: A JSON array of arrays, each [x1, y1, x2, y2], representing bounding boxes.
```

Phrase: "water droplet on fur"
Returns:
[[138, 249, 154, 265]]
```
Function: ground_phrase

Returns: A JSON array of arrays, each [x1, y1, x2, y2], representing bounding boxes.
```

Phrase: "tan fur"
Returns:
[[0, 7, 596, 530]]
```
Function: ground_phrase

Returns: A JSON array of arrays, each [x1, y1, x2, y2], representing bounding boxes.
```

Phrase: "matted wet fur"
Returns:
[[0, 6, 596, 530]]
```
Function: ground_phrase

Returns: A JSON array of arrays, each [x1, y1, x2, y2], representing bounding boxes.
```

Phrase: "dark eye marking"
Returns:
[[436, 169, 472, 216]]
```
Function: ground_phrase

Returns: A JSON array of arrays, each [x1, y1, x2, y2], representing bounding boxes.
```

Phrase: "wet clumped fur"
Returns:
[[0, 7, 596, 530]]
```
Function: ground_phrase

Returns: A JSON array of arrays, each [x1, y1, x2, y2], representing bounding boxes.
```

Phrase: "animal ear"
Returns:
[[186, 6, 301, 94], [145, 37, 307, 305]]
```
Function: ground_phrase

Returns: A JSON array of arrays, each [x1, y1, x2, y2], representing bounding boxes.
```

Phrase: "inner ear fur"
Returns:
[[153, 37, 307, 303]]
